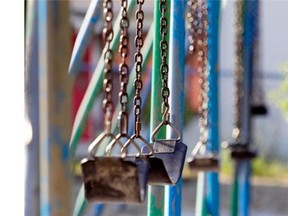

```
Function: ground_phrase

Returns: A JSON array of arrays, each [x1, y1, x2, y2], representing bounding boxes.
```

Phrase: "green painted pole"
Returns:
[[147, 1, 170, 215]]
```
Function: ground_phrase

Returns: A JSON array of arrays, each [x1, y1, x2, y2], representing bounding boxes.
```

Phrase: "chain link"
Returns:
[[117, 0, 130, 134], [186, 0, 209, 145], [251, 0, 264, 106], [233, 0, 244, 141], [198, 0, 209, 145], [102, 0, 114, 129], [187, 0, 199, 54], [133, 0, 145, 137], [159, 0, 170, 118]]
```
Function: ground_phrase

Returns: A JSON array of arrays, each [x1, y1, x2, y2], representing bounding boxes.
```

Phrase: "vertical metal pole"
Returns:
[[205, 0, 221, 215], [165, 0, 186, 215], [238, 1, 254, 215], [147, 1, 167, 215], [25, 1, 39, 215], [38, 1, 73, 215]]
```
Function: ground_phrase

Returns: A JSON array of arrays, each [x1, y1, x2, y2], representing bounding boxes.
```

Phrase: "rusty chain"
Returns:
[[118, 0, 130, 135], [102, 0, 114, 133], [159, 0, 170, 121], [187, 0, 209, 146], [233, 0, 244, 142], [187, 0, 199, 54], [133, 0, 145, 137]]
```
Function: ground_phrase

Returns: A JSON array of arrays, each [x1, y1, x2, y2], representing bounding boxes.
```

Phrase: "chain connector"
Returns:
[[118, 111, 129, 135], [121, 134, 154, 158]]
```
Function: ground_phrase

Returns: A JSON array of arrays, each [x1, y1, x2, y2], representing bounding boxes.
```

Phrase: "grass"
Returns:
[[221, 149, 288, 178]]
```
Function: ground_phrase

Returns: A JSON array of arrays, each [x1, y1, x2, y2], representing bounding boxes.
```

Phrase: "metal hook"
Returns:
[[88, 132, 117, 158], [105, 133, 130, 156], [151, 117, 181, 142], [121, 134, 154, 158], [105, 111, 130, 156]]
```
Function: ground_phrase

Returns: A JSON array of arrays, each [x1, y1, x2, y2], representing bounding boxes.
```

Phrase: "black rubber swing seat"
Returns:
[[147, 141, 187, 185], [187, 154, 219, 172], [228, 143, 257, 160], [81, 156, 150, 203], [251, 104, 268, 116]]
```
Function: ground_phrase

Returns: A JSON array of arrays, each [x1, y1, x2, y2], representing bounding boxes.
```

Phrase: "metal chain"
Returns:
[[101, 0, 115, 132], [187, 0, 199, 54], [118, 0, 130, 133], [251, 0, 264, 105], [187, 0, 209, 145], [197, 0, 209, 145], [233, 0, 244, 141], [102, 0, 114, 132], [160, 0, 170, 119], [133, 0, 144, 137]]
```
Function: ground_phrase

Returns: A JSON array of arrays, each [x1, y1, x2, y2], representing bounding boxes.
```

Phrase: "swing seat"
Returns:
[[187, 154, 219, 172], [251, 104, 268, 116], [228, 143, 257, 160], [81, 156, 150, 203], [147, 141, 187, 185]]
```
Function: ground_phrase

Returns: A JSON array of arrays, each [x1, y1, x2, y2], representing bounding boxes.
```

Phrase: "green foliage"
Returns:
[[221, 149, 288, 178], [270, 62, 288, 118], [252, 157, 288, 178]]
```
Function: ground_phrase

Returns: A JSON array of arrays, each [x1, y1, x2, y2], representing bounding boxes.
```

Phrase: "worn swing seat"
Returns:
[[81, 130, 150, 204], [228, 143, 257, 160], [187, 154, 219, 172], [81, 156, 149, 203], [251, 104, 268, 116], [187, 141, 219, 172], [147, 117, 187, 185], [147, 140, 187, 185]]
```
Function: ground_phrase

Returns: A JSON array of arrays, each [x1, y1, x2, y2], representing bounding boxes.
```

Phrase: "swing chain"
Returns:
[[102, 0, 114, 133], [133, 0, 145, 137], [251, 0, 264, 105], [233, 0, 244, 141], [160, 0, 170, 121], [118, 0, 130, 134], [187, 0, 199, 54], [196, 0, 209, 145]]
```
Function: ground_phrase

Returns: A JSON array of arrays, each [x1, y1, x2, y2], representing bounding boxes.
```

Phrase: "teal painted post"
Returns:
[[205, 0, 221, 215], [165, 0, 186, 215], [147, 1, 167, 215]]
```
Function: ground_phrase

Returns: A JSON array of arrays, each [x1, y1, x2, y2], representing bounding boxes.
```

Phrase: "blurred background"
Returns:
[[24, 0, 288, 216]]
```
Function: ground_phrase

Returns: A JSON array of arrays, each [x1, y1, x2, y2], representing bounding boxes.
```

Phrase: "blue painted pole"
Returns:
[[69, 0, 101, 75], [238, 1, 254, 215], [37, 2, 50, 214], [205, 0, 221, 215], [165, 1, 186, 215]]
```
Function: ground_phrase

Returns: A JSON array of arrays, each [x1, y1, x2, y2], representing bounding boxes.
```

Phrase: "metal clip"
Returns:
[[88, 123, 124, 158], [121, 134, 154, 158]]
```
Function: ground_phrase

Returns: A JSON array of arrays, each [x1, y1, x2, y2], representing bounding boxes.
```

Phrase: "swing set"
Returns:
[[25, 0, 270, 215], [71, 0, 268, 215]]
